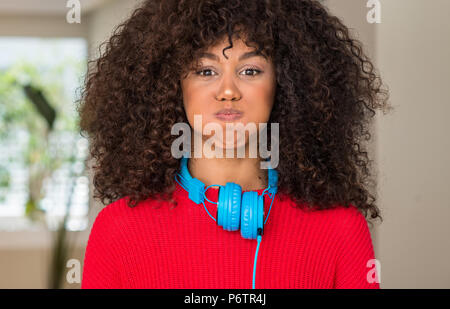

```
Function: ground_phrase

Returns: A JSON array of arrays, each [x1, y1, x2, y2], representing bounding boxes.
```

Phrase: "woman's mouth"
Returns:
[[214, 109, 244, 121]]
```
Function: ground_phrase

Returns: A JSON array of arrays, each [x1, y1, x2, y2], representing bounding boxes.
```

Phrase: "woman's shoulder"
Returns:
[[288, 199, 369, 230], [93, 195, 171, 230], [285, 194, 364, 219], [96, 196, 130, 217], [326, 204, 366, 223], [89, 197, 129, 233], [321, 204, 369, 228], [317, 204, 374, 241]]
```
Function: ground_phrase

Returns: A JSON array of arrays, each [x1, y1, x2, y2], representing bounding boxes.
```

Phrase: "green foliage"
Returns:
[[0, 52, 86, 218]]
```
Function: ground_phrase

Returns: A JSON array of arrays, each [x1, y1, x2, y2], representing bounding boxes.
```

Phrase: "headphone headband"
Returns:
[[177, 153, 278, 205]]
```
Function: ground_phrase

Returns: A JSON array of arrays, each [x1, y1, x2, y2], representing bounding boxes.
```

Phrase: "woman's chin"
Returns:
[[203, 138, 249, 158]]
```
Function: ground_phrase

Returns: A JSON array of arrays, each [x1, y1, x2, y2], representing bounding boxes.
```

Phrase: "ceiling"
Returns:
[[0, 0, 111, 16]]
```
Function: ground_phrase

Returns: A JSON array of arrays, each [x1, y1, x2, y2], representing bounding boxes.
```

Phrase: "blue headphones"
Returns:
[[174, 152, 278, 289]]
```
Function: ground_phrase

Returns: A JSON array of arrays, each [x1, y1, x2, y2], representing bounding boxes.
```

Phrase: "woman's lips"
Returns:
[[215, 113, 243, 121], [214, 109, 243, 121]]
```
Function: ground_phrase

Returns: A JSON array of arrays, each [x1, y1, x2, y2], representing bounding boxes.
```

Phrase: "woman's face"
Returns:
[[180, 37, 277, 157]]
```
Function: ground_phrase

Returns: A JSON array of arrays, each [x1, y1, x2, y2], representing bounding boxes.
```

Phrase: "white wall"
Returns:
[[85, 0, 142, 61], [375, 0, 450, 288], [0, 14, 87, 38], [327, 0, 450, 288]]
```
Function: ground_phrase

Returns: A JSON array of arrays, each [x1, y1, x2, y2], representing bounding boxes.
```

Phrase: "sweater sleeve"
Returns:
[[334, 207, 381, 289], [81, 205, 122, 289]]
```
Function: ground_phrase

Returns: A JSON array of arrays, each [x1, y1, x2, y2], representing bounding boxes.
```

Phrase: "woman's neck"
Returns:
[[187, 154, 268, 191]]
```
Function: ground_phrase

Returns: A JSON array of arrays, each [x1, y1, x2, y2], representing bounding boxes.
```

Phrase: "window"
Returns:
[[0, 37, 89, 232]]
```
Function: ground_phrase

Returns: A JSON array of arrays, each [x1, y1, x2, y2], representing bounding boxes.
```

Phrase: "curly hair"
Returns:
[[77, 0, 391, 227]]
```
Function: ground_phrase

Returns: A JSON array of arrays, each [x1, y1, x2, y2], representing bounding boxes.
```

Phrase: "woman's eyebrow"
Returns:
[[198, 50, 267, 61]]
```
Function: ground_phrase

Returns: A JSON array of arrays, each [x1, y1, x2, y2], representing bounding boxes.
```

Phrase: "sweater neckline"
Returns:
[[173, 179, 271, 204]]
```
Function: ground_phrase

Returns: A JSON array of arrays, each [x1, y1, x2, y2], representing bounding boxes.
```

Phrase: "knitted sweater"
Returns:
[[81, 181, 380, 289]]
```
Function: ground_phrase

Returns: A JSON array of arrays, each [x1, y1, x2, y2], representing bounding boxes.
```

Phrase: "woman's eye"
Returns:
[[195, 67, 262, 77], [241, 68, 262, 76], [196, 69, 216, 77]]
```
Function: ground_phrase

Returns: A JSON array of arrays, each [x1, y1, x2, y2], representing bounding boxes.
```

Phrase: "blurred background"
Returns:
[[0, 0, 448, 289]]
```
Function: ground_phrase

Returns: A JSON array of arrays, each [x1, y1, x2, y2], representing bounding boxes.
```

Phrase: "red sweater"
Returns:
[[81, 181, 380, 289]]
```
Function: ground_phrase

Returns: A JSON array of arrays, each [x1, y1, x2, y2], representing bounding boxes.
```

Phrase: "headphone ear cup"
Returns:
[[217, 182, 241, 231], [240, 191, 259, 239], [257, 194, 264, 235]]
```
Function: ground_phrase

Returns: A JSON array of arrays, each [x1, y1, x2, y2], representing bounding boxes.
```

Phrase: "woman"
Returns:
[[78, 0, 390, 289]]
